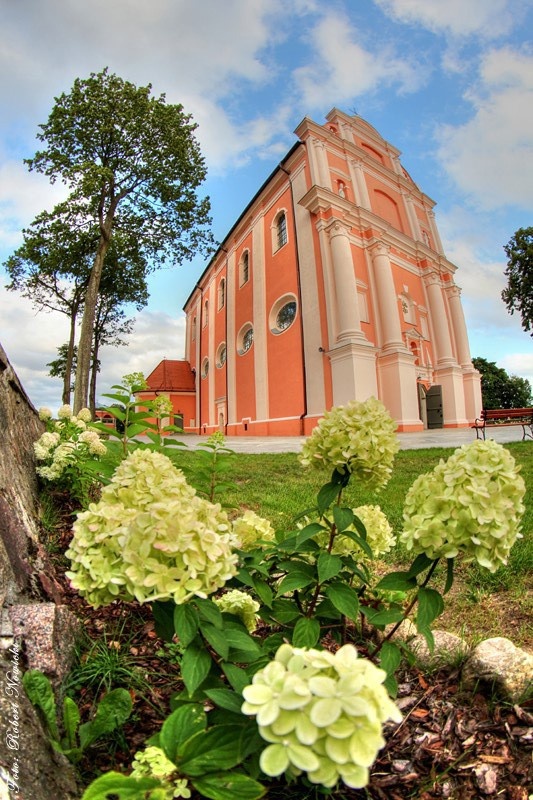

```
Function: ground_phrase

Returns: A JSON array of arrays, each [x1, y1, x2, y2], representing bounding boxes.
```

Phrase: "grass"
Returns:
[[93, 438, 532, 647]]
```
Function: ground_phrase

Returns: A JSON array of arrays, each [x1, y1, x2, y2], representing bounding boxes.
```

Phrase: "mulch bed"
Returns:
[[41, 519, 532, 799]]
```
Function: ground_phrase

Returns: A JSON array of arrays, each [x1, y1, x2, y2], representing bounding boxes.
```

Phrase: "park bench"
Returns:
[[472, 408, 533, 441]]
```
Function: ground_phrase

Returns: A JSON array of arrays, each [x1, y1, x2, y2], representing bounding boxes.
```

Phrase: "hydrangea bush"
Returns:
[[34, 404, 106, 504], [73, 400, 526, 800]]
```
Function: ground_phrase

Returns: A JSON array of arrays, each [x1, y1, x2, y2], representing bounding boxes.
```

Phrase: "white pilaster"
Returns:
[[369, 242, 405, 351], [327, 220, 366, 341], [348, 159, 371, 210], [424, 271, 455, 365], [226, 252, 237, 425], [253, 217, 268, 422]]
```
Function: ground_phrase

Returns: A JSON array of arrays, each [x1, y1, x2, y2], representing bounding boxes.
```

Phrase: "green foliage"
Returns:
[[502, 226, 533, 336], [22, 670, 132, 764], [472, 356, 532, 409]]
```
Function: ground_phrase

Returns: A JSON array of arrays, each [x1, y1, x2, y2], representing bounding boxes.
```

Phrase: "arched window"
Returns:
[[201, 358, 209, 378], [240, 251, 250, 286], [276, 212, 288, 249], [218, 278, 226, 310], [192, 316, 197, 341], [216, 342, 227, 368], [203, 299, 209, 326]]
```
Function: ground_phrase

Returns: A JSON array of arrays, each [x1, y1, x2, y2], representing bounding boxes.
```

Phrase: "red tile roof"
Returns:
[[145, 360, 196, 392]]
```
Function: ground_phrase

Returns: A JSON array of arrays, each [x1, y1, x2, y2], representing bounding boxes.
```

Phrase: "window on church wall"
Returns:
[[237, 323, 254, 355], [269, 295, 298, 334], [201, 357, 209, 379], [192, 315, 197, 341], [239, 251, 250, 287], [273, 211, 288, 251], [218, 278, 226, 310], [216, 342, 227, 368], [203, 300, 209, 326]]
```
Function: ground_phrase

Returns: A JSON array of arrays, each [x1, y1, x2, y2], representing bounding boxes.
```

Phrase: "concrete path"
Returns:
[[169, 425, 530, 454]]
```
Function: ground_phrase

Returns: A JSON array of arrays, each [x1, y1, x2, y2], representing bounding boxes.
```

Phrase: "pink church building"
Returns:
[[147, 109, 481, 436]]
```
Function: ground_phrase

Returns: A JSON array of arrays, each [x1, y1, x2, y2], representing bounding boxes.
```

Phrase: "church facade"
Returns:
[[172, 109, 481, 436]]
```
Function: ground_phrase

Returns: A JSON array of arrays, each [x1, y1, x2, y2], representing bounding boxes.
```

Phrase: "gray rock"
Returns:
[[409, 630, 470, 669], [462, 637, 533, 703]]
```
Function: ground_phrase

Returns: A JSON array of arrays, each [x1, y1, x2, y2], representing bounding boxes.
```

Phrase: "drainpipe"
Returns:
[[280, 163, 308, 436], [195, 282, 203, 436]]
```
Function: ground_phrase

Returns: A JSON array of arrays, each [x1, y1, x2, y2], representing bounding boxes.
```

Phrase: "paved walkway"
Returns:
[[170, 425, 529, 454]]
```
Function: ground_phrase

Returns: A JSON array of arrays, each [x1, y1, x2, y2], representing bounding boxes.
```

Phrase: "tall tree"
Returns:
[[472, 357, 532, 409], [24, 68, 213, 412], [502, 226, 533, 336]]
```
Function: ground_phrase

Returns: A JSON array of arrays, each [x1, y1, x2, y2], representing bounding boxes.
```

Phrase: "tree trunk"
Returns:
[[63, 308, 78, 406]]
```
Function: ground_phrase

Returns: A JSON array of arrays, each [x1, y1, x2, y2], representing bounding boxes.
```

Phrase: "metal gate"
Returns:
[[426, 385, 443, 429]]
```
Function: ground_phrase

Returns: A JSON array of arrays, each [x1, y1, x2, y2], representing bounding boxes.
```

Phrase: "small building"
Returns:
[[175, 109, 481, 436], [138, 358, 196, 431]]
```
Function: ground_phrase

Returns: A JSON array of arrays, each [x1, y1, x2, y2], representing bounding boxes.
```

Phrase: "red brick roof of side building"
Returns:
[[145, 359, 196, 392]]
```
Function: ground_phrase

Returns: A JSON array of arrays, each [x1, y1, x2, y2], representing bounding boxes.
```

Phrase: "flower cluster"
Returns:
[[312, 505, 395, 559], [130, 746, 190, 798], [231, 509, 276, 550], [66, 449, 238, 607], [33, 405, 106, 484], [299, 398, 399, 490], [214, 589, 260, 632], [242, 643, 402, 789], [401, 439, 525, 571]]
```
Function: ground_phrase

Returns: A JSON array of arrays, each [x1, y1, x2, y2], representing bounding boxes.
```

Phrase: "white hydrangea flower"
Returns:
[[242, 643, 402, 789], [231, 510, 276, 550], [78, 430, 107, 456], [34, 431, 61, 461], [130, 746, 191, 798], [214, 589, 260, 631], [66, 449, 238, 608], [76, 407, 92, 422], [57, 404, 73, 420], [313, 504, 396, 559], [401, 439, 525, 572], [38, 407, 52, 421], [299, 398, 399, 491]]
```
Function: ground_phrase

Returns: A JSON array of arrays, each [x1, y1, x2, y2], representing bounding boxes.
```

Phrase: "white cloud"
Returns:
[[0, 285, 185, 410], [374, 0, 519, 38], [499, 352, 533, 384], [436, 47, 533, 211], [292, 11, 422, 109]]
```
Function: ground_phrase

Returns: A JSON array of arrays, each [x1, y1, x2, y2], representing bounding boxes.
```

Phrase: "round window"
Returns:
[[237, 324, 254, 355], [216, 343, 227, 368], [270, 296, 298, 334]]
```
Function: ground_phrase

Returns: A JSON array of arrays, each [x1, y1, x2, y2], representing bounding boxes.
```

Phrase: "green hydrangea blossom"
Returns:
[[66, 449, 238, 607], [231, 509, 276, 550], [401, 439, 525, 571], [299, 398, 399, 490], [130, 746, 191, 798], [214, 589, 260, 631], [312, 504, 395, 558], [242, 643, 402, 789]]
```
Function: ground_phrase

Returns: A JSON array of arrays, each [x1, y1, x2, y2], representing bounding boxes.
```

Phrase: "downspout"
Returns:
[[195, 283, 203, 436], [224, 254, 229, 435], [280, 163, 308, 436]]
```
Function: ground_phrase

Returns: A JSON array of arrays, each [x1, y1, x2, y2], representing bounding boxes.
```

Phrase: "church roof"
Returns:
[[145, 359, 195, 392]]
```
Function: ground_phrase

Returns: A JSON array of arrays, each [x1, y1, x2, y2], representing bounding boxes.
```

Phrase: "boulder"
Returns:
[[462, 637, 533, 703]]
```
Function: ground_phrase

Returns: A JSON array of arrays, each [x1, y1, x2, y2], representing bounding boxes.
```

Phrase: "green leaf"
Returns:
[[224, 629, 262, 657], [204, 688, 245, 714], [444, 558, 455, 594], [325, 582, 360, 621], [375, 572, 418, 592], [379, 641, 402, 677], [200, 622, 230, 659], [221, 663, 250, 694], [152, 600, 176, 641], [178, 725, 245, 776], [62, 696, 81, 750], [291, 617, 321, 648], [81, 772, 160, 799], [407, 553, 435, 578], [339, 528, 373, 559], [174, 604, 199, 647], [333, 506, 354, 533], [22, 670, 60, 741], [78, 688, 132, 751], [252, 578, 273, 608], [192, 772, 266, 800], [181, 643, 213, 696], [417, 587, 444, 632], [125, 422, 149, 438], [317, 552, 343, 584], [276, 571, 315, 596], [317, 482, 341, 515], [160, 704, 207, 762], [360, 607, 404, 626], [195, 598, 224, 629]]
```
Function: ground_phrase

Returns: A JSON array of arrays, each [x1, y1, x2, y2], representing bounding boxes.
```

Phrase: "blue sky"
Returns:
[[0, 0, 531, 410]]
